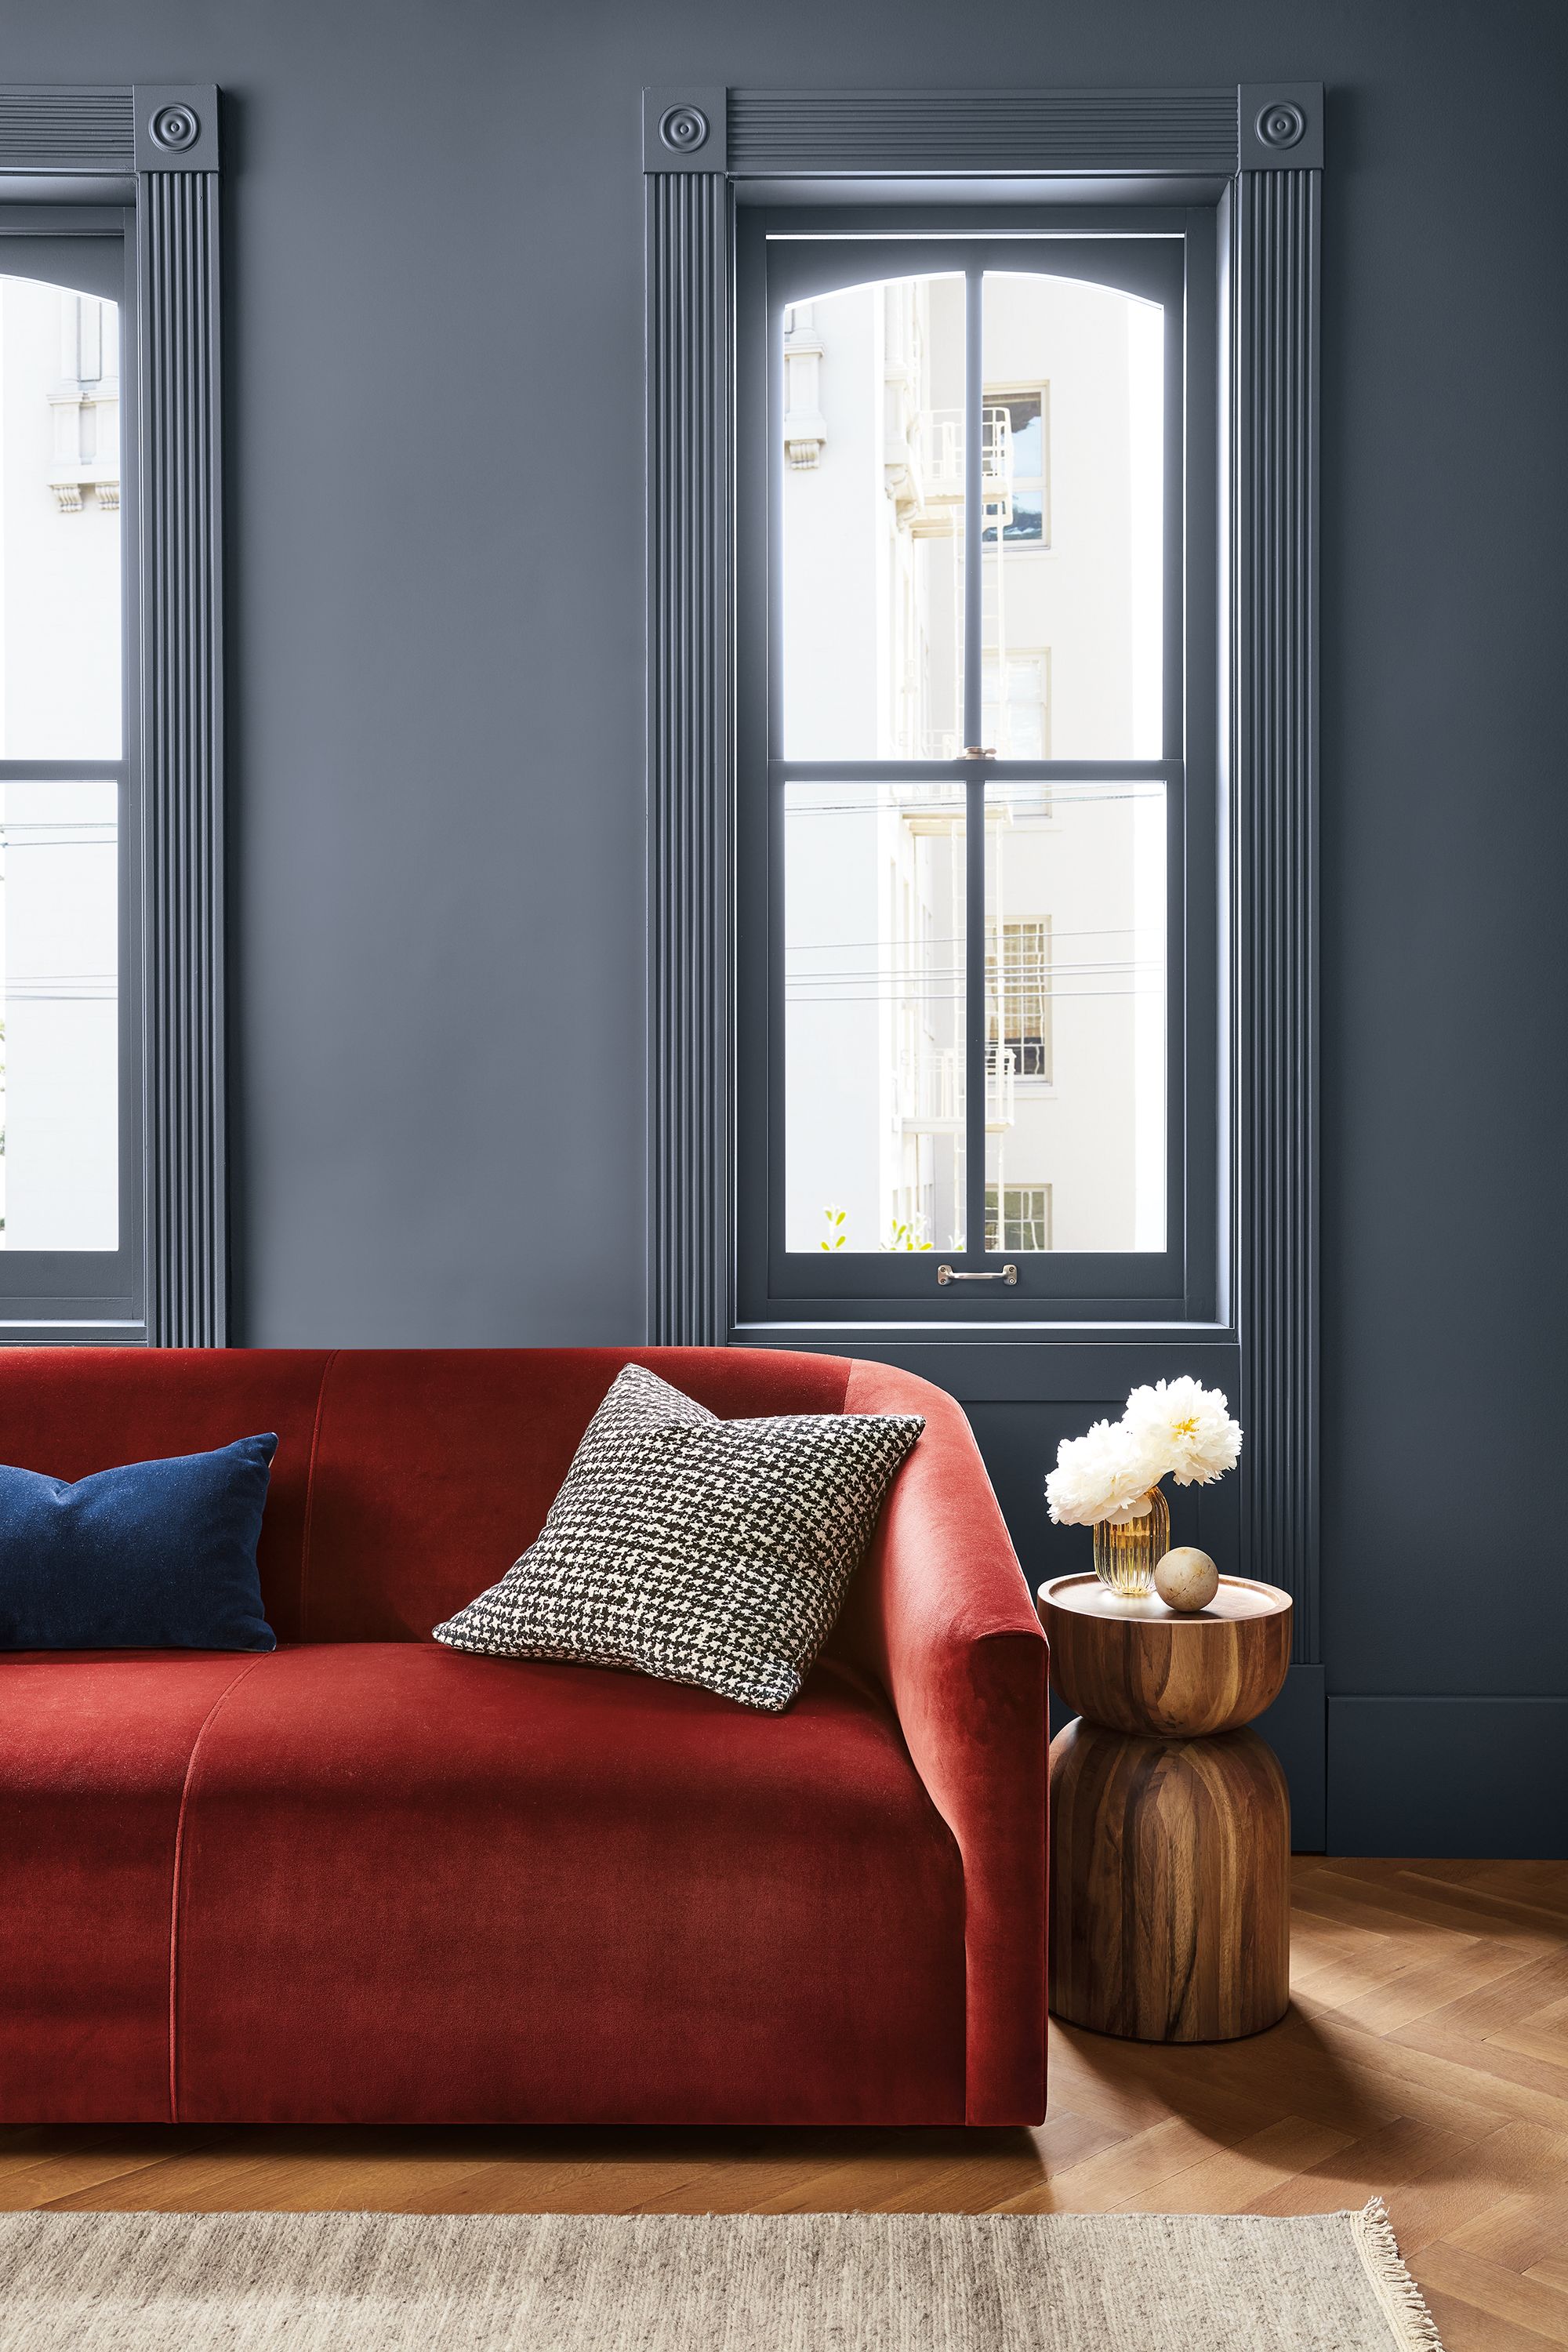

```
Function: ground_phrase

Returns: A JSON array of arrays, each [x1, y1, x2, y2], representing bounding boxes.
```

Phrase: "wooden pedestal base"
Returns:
[[1049, 1718, 1291, 2042]]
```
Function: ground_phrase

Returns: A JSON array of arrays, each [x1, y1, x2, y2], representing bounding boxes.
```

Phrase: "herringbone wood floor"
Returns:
[[3, 1860, 1565, 2347]]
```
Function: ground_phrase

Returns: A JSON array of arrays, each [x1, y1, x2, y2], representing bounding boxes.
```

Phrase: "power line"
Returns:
[[787, 923, 1152, 949], [2, 978, 116, 999], [786, 958, 1161, 979], [784, 986, 1163, 1004]]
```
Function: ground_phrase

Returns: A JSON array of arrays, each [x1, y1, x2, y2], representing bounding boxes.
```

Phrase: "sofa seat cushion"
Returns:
[[165, 1644, 967, 2125], [0, 1650, 273, 2122]]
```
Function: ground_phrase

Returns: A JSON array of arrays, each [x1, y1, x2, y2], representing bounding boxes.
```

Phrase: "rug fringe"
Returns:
[[1354, 2198, 1445, 2352]]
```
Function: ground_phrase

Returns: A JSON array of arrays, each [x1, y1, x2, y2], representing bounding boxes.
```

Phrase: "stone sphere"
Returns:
[[1154, 1546, 1220, 1613]]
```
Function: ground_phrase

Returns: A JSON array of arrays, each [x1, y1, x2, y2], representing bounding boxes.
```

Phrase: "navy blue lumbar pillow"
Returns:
[[0, 1434, 278, 1652]]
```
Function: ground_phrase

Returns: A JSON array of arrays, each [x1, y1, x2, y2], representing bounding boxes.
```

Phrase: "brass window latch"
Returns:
[[960, 746, 997, 759], [937, 1263, 1018, 1285]]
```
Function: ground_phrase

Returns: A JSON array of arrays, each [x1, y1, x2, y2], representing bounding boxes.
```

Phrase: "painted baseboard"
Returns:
[[1048, 1662, 1327, 1853], [1327, 1697, 1568, 1858]]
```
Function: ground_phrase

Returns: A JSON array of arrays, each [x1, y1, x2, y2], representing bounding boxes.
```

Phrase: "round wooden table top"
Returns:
[[1037, 1572, 1293, 1737], [1043, 1572, 1290, 1626]]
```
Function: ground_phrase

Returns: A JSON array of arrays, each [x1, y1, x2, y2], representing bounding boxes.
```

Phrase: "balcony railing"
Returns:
[[917, 405, 1014, 509], [897, 1040, 1016, 1133], [989, 1039, 1016, 1131]]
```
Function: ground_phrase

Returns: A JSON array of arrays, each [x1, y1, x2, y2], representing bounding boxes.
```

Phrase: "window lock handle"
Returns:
[[937, 1263, 1018, 1286]]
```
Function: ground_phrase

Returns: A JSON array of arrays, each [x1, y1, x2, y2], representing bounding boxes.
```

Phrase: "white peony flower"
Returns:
[[1046, 1418, 1165, 1528], [1122, 1376, 1243, 1487]]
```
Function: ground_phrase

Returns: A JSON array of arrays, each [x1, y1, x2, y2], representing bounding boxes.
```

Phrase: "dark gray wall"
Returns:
[[8, 0, 1565, 1850]]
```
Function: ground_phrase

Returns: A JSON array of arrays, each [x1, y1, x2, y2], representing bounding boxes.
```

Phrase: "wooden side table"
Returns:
[[1038, 1572, 1293, 2044]]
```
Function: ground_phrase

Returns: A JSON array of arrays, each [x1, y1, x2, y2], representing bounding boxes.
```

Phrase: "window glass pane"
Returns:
[[786, 780, 964, 1254], [781, 275, 965, 759], [985, 779, 1164, 1251], [982, 273, 1162, 759], [0, 274, 122, 757], [0, 779, 118, 1249]]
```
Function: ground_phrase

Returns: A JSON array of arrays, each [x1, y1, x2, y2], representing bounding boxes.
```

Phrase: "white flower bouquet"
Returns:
[[1046, 1377, 1243, 1527]]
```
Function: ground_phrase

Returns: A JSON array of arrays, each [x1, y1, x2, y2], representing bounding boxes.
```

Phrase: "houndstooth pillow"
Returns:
[[433, 1363, 923, 1711]]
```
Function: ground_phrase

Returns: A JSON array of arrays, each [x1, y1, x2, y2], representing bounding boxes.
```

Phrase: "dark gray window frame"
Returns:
[[644, 82, 1321, 1669], [0, 222, 143, 1334], [0, 86, 224, 1346], [737, 215, 1211, 1323]]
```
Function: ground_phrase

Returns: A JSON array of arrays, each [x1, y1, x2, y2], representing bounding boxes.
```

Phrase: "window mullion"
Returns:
[[965, 769, 986, 1257], [963, 265, 985, 1257]]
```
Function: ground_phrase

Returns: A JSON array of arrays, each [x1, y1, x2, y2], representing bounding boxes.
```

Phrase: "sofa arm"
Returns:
[[841, 1359, 1048, 2125]]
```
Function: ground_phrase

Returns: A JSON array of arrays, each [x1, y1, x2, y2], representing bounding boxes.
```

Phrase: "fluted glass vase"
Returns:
[[1092, 1484, 1170, 1597]]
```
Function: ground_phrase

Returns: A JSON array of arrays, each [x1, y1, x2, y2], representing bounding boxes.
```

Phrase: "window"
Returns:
[[982, 387, 1049, 548], [738, 218, 1211, 1319], [990, 916, 1051, 1082], [985, 1183, 1052, 1254], [648, 83, 1316, 1705], [982, 650, 1050, 761], [0, 231, 139, 1327]]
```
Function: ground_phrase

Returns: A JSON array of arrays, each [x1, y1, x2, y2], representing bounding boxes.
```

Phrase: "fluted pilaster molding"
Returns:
[[139, 163, 226, 1345], [646, 172, 731, 1345], [1235, 165, 1320, 1659]]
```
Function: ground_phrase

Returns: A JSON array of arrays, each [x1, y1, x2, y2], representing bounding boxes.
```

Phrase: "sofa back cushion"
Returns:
[[0, 1348, 852, 1644], [304, 1350, 853, 1640]]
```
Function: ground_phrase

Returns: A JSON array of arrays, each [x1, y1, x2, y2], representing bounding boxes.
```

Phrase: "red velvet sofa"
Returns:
[[0, 1347, 1047, 2128]]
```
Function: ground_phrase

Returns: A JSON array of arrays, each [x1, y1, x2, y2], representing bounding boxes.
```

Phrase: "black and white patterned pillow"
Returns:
[[433, 1363, 924, 1711]]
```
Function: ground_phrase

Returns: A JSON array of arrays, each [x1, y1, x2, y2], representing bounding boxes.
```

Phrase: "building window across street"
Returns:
[[981, 387, 1049, 546], [984, 1182, 1053, 1254], [990, 917, 1052, 1083], [982, 651, 1051, 762]]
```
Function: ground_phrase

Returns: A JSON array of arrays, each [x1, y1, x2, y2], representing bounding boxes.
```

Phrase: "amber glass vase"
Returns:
[[1092, 1484, 1171, 1597]]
